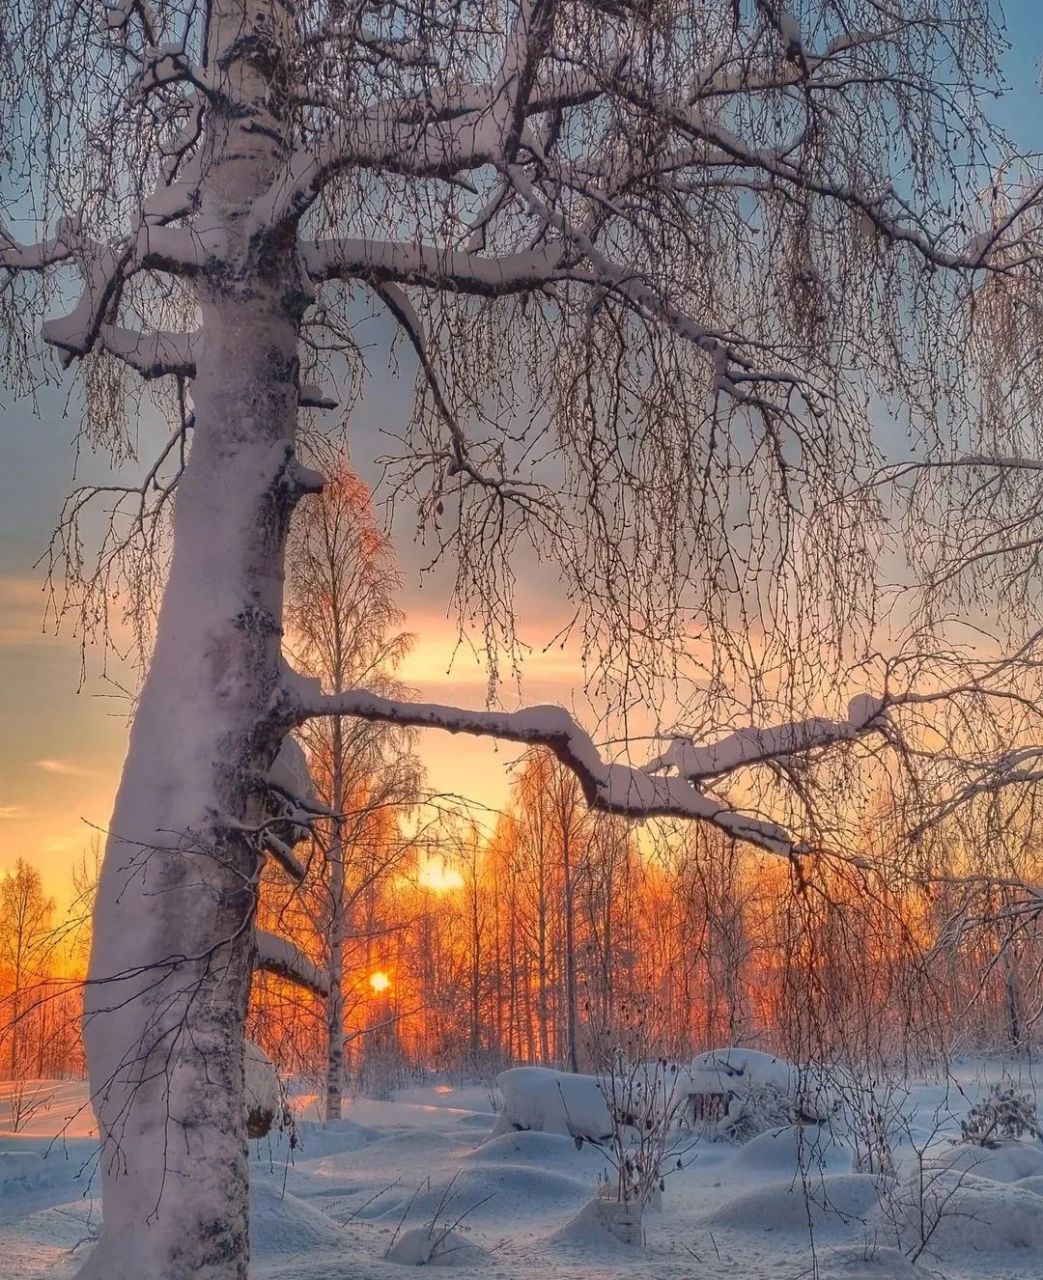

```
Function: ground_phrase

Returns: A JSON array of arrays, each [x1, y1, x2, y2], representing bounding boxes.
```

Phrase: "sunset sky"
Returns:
[[1, 1, 1041, 907]]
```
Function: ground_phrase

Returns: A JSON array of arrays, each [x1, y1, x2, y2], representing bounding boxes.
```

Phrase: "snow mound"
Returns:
[[1012, 1174, 1043, 1196], [0, 1149, 85, 1195], [385, 1226, 487, 1267], [550, 1198, 640, 1251], [375, 1165, 589, 1226], [456, 1112, 496, 1130], [922, 1139, 1043, 1183], [288, 1118, 377, 1161], [250, 1180, 343, 1258], [704, 1173, 882, 1234], [812, 1245, 926, 1280], [731, 1123, 852, 1173], [886, 1169, 1043, 1255], [493, 1067, 611, 1141], [471, 1128, 602, 1168]]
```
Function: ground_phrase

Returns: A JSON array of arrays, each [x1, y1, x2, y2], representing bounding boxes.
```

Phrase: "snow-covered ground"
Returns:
[[4, 1063, 1043, 1279]]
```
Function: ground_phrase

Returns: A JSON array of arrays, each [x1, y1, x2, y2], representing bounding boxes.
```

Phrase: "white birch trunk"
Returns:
[[325, 717, 347, 1122], [79, 4, 306, 1274]]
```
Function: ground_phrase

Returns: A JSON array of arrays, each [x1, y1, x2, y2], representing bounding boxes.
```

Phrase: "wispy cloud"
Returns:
[[0, 576, 52, 647], [34, 758, 95, 778], [0, 805, 28, 819]]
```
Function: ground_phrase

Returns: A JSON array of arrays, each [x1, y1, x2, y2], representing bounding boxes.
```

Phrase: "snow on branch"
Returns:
[[301, 238, 574, 295], [286, 689, 890, 857], [254, 929, 330, 998], [0, 220, 77, 272], [646, 695, 888, 780], [262, 834, 307, 884], [97, 326, 197, 379], [3, 213, 204, 371]]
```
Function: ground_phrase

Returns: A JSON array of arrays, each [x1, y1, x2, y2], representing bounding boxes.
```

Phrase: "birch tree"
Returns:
[[0, 0, 1028, 1276], [283, 460, 416, 1119], [0, 860, 54, 1080]]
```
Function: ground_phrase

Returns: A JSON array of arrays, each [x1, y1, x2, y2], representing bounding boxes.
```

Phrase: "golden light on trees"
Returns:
[[369, 971, 391, 994]]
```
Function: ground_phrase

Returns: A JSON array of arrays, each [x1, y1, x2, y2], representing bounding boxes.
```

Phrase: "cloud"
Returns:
[[34, 758, 96, 777], [0, 576, 53, 647], [0, 805, 28, 819]]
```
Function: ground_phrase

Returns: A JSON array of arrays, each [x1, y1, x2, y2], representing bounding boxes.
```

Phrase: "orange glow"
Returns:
[[417, 856, 464, 894], [369, 970, 391, 993]]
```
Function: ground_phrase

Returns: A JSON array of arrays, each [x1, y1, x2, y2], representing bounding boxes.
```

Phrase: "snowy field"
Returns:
[[4, 1063, 1043, 1279]]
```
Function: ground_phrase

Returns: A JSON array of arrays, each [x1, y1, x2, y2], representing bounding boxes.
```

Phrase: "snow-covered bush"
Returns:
[[680, 1047, 838, 1141], [715, 1080, 793, 1144], [832, 1074, 906, 1179], [961, 1082, 1041, 1147], [587, 1053, 694, 1244]]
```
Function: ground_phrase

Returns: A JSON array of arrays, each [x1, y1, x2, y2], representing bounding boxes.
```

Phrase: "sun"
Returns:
[[417, 855, 464, 893], [369, 971, 391, 994]]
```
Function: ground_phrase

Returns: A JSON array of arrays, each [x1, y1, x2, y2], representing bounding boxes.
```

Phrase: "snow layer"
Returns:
[[5, 1065, 1043, 1280]]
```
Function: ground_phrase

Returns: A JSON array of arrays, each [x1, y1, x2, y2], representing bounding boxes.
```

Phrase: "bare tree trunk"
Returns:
[[325, 716, 346, 1121], [561, 827, 579, 1073]]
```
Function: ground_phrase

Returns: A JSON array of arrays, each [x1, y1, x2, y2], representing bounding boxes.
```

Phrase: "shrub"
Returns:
[[961, 1082, 1040, 1147]]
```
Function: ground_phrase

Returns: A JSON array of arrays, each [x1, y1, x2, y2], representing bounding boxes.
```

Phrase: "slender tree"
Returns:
[[0, 860, 54, 1079], [282, 460, 416, 1119], [1, 1, 1032, 1275]]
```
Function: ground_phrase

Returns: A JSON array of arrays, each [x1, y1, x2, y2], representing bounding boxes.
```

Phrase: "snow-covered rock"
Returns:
[[492, 1067, 612, 1141]]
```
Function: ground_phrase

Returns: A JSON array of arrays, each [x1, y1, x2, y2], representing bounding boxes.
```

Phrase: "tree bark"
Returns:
[[79, 3, 306, 1270]]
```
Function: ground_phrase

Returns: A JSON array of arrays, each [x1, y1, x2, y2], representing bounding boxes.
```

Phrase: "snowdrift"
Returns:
[[703, 1172, 881, 1235], [249, 1179, 344, 1258], [812, 1245, 926, 1280], [731, 1122, 852, 1173], [386, 1226, 486, 1267], [885, 1168, 1043, 1256], [920, 1138, 1043, 1183]]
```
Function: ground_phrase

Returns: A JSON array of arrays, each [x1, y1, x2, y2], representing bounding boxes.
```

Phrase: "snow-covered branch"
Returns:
[[262, 835, 306, 884], [0, 220, 77, 272], [302, 238, 573, 295], [254, 929, 330, 998], [287, 689, 848, 857], [646, 695, 889, 780], [97, 326, 197, 380]]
